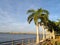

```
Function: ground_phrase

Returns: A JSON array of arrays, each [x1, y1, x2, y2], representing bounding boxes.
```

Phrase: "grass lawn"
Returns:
[[51, 39, 60, 45], [56, 40, 60, 45]]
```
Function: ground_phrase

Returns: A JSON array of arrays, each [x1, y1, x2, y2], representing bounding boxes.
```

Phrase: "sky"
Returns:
[[0, 0, 60, 32]]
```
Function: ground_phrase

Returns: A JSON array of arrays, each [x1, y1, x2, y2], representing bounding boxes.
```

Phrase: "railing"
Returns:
[[0, 37, 36, 45]]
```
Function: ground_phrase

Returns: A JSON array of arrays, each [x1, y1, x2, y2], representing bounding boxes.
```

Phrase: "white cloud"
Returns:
[[0, 8, 35, 32]]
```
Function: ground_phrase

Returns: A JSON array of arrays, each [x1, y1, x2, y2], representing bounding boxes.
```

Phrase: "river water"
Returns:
[[0, 33, 43, 42]]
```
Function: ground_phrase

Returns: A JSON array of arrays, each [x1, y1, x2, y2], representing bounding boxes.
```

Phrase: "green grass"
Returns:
[[40, 39, 60, 45], [51, 39, 60, 45], [57, 42, 60, 45]]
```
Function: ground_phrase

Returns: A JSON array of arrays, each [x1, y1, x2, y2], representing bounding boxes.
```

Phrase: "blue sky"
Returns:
[[0, 0, 60, 32]]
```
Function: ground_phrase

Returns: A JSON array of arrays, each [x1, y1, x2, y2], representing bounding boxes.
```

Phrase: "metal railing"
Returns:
[[0, 37, 36, 45]]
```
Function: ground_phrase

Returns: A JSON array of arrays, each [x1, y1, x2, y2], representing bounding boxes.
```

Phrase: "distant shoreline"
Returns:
[[0, 32, 36, 34], [0, 32, 42, 34]]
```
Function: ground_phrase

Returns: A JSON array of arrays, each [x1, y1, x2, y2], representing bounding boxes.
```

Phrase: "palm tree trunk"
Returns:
[[49, 32, 52, 39], [45, 29, 48, 39], [52, 30, 55, 45], [52, 30, 55, 39], [36, 25, 39, 44], [42, 25, 45, 40]]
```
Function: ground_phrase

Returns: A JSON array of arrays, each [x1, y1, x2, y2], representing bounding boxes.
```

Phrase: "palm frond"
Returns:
[[43, 9, 49, 15], [27, 8, 49, 26], [27, 9, 35, 14], [34, 15, 38, 25], [27, 13, 34, 24], [28, 18, 33, 24], [37, 8, 43, 13]]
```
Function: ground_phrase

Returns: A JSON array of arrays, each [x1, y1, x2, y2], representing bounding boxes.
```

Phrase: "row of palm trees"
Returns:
[[27, 8, 60, 44]]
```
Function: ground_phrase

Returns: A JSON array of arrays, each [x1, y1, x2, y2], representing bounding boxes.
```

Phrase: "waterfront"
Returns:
[[0, 33, 43, 42]]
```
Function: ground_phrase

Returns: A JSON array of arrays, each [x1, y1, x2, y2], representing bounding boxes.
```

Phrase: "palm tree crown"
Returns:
[[27, 8, 49, 25]]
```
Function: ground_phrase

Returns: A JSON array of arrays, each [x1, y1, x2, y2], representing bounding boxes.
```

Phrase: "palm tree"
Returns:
[[57, 19, 60, 28], [27, 8, 49, 44], [47, 20, 60, 39], [54, 19, 60, 34]]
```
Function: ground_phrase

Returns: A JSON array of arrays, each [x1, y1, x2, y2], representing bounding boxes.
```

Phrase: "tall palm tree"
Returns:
[[27, 8, 49, 44], [47, 20, 60, 39], [57, 19, 60, 28]]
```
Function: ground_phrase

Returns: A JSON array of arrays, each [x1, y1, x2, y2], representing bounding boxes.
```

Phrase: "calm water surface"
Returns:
[[0, 33, 43, 42]]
